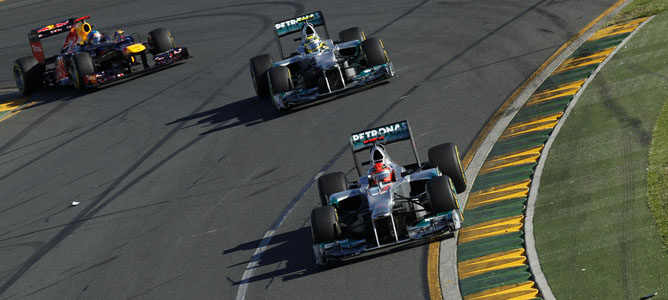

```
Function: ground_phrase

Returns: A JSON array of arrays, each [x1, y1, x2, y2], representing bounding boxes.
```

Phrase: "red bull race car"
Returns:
[[12, 15, 190, 95], [311, 120, 467, 265], [250, 11, 395, 110]]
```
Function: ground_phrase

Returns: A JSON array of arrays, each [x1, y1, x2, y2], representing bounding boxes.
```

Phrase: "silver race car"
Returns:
[[249, 11, 395, 110], [311, 120, 467, 265]]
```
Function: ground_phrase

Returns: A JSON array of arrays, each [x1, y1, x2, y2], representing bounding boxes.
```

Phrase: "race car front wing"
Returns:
[[273, 62, 395, 109], [313, 209, 462, 265], [83, 47, 189, 87]]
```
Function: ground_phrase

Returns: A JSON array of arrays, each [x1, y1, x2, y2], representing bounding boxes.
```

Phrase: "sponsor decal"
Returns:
[[31, 44, 43, 54], [36, 20, 71, 37], [349, 121, 411, 151], [37, 25, 55, 33], [274, 13, 317, 30], [56, 56, 68, 82], [351, 122, 408, 142], [30, 41, 45, 62]]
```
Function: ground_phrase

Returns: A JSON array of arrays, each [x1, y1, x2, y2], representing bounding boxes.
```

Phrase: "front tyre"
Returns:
[[362, 37, 389, 67], [428, 143, 467, 193], [339, 27, 365, 43], [70, 52, 95, 91], [426, 176, 459, 213], [250, 54, 273, 98], [317, 172, 347, 206], [268, 66, 293, 110], [148, 28, 175, 54], [13, 56, 43, 95], [311, 206, 340, 243]]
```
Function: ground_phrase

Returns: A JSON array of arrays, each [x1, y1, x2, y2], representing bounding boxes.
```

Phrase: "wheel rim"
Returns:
[[14, 67, 24, 91]]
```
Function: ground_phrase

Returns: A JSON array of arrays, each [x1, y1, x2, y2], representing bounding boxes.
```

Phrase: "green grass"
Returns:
[[534, 12, 668, 299], [648, 99, 668, 248], [607, 0, 668, 25]]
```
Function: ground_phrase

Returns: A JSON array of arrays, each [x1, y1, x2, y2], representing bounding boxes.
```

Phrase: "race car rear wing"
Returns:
[[273, 11, 330, 59], [28, 16, 91, 62], [349, 120, 422, 177]]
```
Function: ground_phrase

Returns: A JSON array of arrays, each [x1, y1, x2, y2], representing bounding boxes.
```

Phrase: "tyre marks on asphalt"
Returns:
[[455, 18, 649, 300], [0, 5, 293, 294]]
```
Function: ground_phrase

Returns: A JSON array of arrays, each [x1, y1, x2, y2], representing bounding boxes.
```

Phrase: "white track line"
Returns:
[[235, 174, 318, 300]]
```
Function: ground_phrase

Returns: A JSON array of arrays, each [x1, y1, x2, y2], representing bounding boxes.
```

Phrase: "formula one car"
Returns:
[[249, 11, 395, 110], [311, 120, 468, 265], [12, 15, 189, 95]]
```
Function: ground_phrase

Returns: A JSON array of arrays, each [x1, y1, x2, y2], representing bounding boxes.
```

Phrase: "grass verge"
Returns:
[[607, 0, 668, 25], [534, 12, 668, 299], [648, 99, 668, 248]]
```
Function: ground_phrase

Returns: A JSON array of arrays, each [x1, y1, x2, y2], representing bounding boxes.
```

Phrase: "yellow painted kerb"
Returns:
[[458, 215, 524, 244], [0, 95, 28, 123], [458, 248, 527, 279], [464, 281, 539, 300], [466, 179, 531, 210]]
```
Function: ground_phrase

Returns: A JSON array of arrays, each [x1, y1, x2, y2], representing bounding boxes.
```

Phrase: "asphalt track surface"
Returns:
[[0, 0, 617, 299]]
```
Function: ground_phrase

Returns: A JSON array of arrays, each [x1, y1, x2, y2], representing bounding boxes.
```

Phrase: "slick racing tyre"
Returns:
[[268, 66, 293, 110], [148, 28, 175, 54], [13, 56, 43, 95], [317, 172, 348, 206], [250, 54, 273, 98], [428, 143, 467, 193], [70, 52, 95, 91], [269, 66, 292, 93], [311, 206, 340, 243], [426, 176, 459, 213], [362, 37, 389, 67], [339, 27, 366, 43]]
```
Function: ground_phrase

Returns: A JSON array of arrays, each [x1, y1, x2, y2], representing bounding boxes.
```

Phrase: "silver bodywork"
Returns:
[[270, 39, 395, 110], [313, 146, 463, 265]]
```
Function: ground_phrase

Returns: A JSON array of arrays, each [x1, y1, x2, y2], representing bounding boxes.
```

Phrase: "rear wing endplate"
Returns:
[[273, 11, 329, 59], [348, 120, 422, 176]]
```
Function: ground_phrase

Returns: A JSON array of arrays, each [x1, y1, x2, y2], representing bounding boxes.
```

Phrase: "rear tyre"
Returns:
[[428, 143, 467, 193], [250, 54, 273, 98], [70, 52, 95, 91], [148, 28, 175, 54], [339, 27, 365, 43], [426, 176, 459, 213], [13, 56, 43, 95], [311, 206, 340, 243], [317, 172, 347, 206], [362, 37, 389, 67]]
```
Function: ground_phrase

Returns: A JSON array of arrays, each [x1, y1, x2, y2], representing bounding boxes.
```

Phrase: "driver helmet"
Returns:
[[87, 30, 103, 44], [301, 22, 327, 54], [370, 162, 394, 186]]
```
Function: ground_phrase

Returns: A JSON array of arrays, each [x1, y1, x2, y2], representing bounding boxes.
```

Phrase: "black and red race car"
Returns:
[[12, 16, 189, 95]]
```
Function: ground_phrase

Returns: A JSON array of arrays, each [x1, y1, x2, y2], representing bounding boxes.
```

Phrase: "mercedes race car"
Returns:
[[12, 15, 190, 95], [311, 120, 468, 265], [249, 11, 395, 110]]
